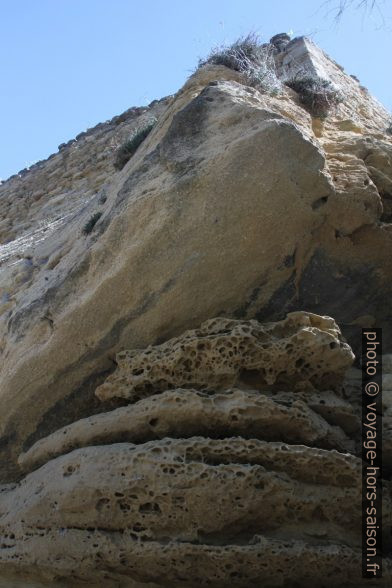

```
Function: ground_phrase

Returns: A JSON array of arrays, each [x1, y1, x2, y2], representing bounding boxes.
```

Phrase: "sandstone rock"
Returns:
[[95, 312, 354, 402], [18, 387, 352, 473], [0, 76, 338, 479], [0, 42, 390, 479], [0, 312, 390, 586], [1, 33, 392, 586], [270, 33, 291, 53], [3, 439, 392, 586]]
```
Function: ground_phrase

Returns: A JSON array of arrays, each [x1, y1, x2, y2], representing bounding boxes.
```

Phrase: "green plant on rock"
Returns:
[[82, 212, 102, 235], [285, 76, 343, 118], [198, 33, 281, 94], [114, 117, 157, 171]]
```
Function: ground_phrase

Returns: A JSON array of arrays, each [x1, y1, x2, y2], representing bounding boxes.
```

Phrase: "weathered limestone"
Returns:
[[18, 388, 353, 473], [0, 77, 340, 478], [0, 37, 391, 480], [0, 312, 391, 586], [1, 33, 392, 587], [96, 312, 354, 402], [0, 99, 170, 247], [3, 438, 392, 586]]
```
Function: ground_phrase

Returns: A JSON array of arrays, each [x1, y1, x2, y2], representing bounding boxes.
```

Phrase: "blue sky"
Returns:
[[0, 0, 391, 180]]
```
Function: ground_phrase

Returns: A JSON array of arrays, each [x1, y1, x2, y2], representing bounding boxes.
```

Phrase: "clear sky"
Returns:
[[0, 0, 391, 181]]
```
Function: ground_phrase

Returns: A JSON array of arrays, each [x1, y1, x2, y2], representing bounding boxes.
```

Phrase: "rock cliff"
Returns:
[[0, 35, 391, 586]]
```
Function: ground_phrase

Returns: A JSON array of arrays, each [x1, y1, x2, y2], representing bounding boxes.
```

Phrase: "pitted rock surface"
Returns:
[[1, 33, 392, 587], [96, 312, 354, 402], [1, 35, 392, 481], [18, 388, 353, 473], [3, 438, 392, 587], [1, 312, 392, 586]]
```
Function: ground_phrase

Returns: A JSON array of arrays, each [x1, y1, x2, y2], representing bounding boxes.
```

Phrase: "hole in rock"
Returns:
[[139, 502, 161, 514], [311, 196, 329, 210], [239, 368, 265, 389]]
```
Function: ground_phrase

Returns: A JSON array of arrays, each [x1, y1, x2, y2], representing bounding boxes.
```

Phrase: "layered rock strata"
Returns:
[[1, 33, 392, 587], [1, 312, 391, 587], [0, 36, 392, 483]]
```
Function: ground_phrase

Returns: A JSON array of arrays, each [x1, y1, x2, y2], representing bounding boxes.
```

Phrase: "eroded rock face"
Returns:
[[1, 312, 392, 586], [0, 99, 170, 247], [0, 36, 392, 482], [1, 34, 392, 586], [0, 442, 379, 587], [95, 312, 354, 402]]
